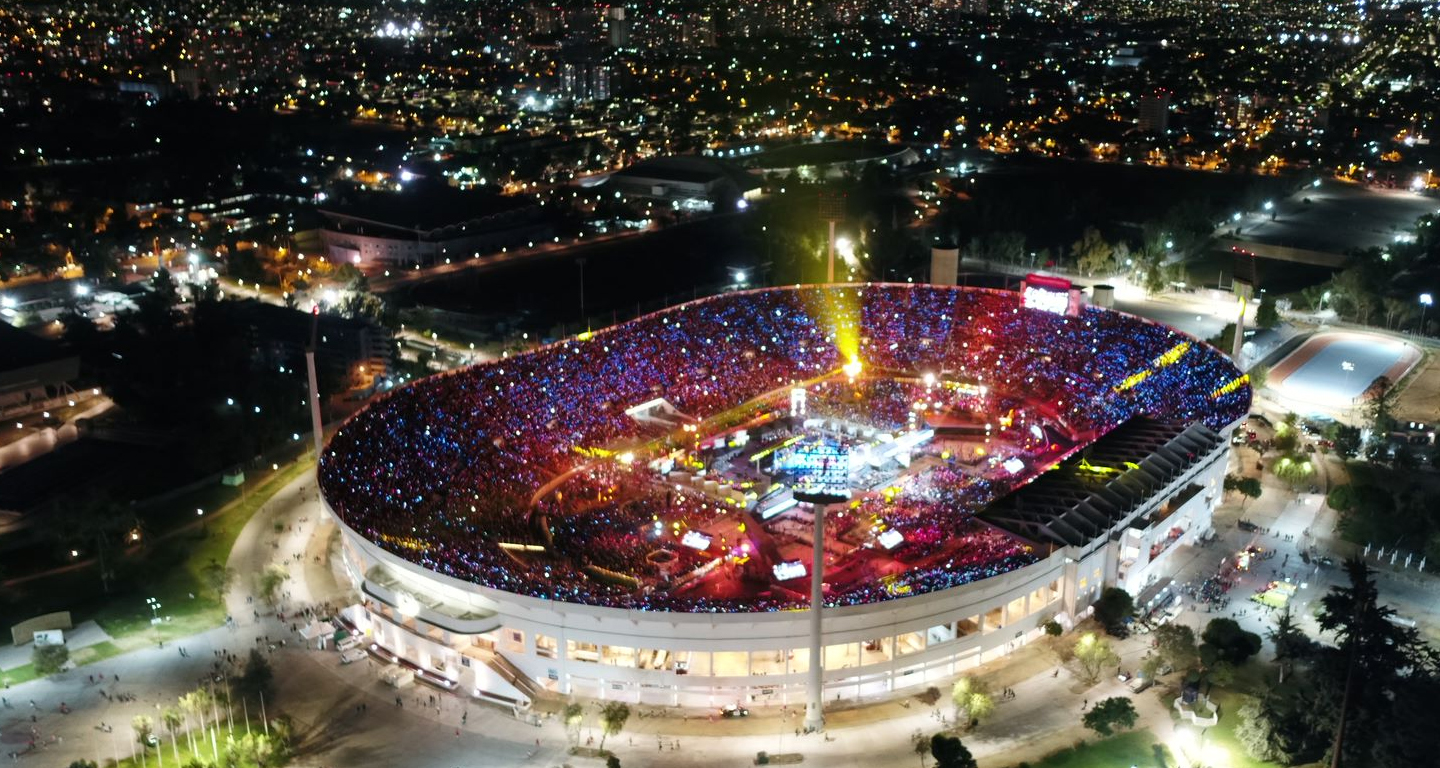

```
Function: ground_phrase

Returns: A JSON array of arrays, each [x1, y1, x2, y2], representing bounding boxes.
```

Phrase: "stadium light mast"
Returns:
[[803, 500, 827, 733], [306, 304, 326, 465]]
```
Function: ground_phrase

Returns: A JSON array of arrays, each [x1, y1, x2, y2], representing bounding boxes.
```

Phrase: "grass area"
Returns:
[[91, 457, 315, 648], [0, 457, 314, 678], [1019, 731, 1173, 768], [1198, 689, 1275, 768]]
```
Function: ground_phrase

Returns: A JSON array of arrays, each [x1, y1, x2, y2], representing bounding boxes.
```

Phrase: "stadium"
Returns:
[[318, 283, 1249, 712]]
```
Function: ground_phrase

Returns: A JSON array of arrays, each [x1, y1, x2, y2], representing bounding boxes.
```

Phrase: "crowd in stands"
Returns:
[[319, 285, 1250, 613]]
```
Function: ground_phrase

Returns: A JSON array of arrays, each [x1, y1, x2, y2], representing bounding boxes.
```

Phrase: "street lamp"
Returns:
[[146, 597, 162, 623], [1342, 360, 1354, 391], [1420, 293, 1433, 335]]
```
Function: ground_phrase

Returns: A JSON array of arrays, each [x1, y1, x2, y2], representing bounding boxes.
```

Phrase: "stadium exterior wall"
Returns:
[[323, 432, 1231, 709]]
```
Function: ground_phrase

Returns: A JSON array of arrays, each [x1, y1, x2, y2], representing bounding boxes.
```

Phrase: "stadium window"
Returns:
[[713, 651, 749, 676], [535, 634, 558, 659], [750, 650, 786, 675], [896, 632, 926, 656], [567, 640, 599, 663], [788, 648, 809, 675], [601, 646, 636, 668], [825, 643, 861, 669]]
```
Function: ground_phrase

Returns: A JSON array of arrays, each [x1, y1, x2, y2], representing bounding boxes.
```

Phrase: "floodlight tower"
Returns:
[[306, 304, 326, 465], [803, 499, 828, 733]]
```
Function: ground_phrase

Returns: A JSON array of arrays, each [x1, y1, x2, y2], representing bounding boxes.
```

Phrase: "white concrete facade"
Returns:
[[323, 422, 1232, 708]]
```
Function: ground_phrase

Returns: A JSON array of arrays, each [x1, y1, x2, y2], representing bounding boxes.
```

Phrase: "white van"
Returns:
[[339, 648, 368, 664], [336, 635, 364, 652]]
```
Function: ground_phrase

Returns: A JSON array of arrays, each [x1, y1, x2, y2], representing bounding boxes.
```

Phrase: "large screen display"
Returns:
[[1021, 274, 1080, 316], [775, 438, 851, 504]]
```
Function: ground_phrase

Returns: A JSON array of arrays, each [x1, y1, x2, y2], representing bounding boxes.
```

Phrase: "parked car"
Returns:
[[1128, 676, 1154, 693], [721, 704, 750, 718], [340, 648, 368, 665]]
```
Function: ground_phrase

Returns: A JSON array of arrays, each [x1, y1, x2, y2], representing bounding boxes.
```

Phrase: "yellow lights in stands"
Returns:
[[498, 542, 546, 552], [842, 358, 863, 379], [1211, 374, 1250, 398], [1153, 342, 1191, 368], [576, 330, 594, 341], [1115, 370, 1152, 391], [616, 451, 635, 465]]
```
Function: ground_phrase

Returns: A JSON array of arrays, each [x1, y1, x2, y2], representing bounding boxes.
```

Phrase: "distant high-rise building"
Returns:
[[606, 6, 629, 48], [1138, 89, 1171, 133], [682, 12, 717, 47], [526, 2, 560, 36], [561, 59, 611, 102]]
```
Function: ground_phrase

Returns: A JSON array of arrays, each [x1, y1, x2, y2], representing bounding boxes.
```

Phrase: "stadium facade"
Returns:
[[319, 284, 1247, 712]]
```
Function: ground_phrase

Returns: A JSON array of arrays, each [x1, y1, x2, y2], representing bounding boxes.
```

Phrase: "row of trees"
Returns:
[[1233, 559, 1440, 766], [106, 649, 284, 768], [563, 700, 632, 752]]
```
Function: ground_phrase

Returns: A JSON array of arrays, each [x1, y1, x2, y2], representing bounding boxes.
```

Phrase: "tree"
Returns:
[[1269, 608, 1312, 683], [950, 677, 994, 730], [563, 702, 585, 745], [179, 688, 214, 755], [237, 647, 274, 700], [1042, 620, 1063, 637], [1201, 618, 1263, 664], [1255, 294, 1281, 329], [911, 730, 933, 768], [1092, 587, 1134, 633], [162, 706, 184, 762], [1272, 452, 1315, 487], [1363, 375, 1398, 436], [1333, 425, 1363, 459], [32, 643, 70, 676], [1073, 632, 1120, 683], [256, 564, 289, 606], [1072, 227, 1113, 276], [597, 701, 630, 751], [202, 559, 236, 600], [930, 734, 978, 768], [68, 762, 99, 768], [133, 714, 155, 748], [1247, 364, 1269, 390], [1235, 476, 1262, 508], [606, 756, 622, 768], [1152, 624, 1200, 673], [1082, 696, 1138, 736], [1313, 558, 1440, 767]]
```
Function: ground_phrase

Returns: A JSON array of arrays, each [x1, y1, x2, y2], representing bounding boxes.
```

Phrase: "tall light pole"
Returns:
[[1342, 361, 1354, 393], [1419, 293, 1432, 336], [803, 501, 828, 733]]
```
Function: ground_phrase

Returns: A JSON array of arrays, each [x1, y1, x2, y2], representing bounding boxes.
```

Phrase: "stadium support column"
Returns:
[[804, 502, 826, 732]]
